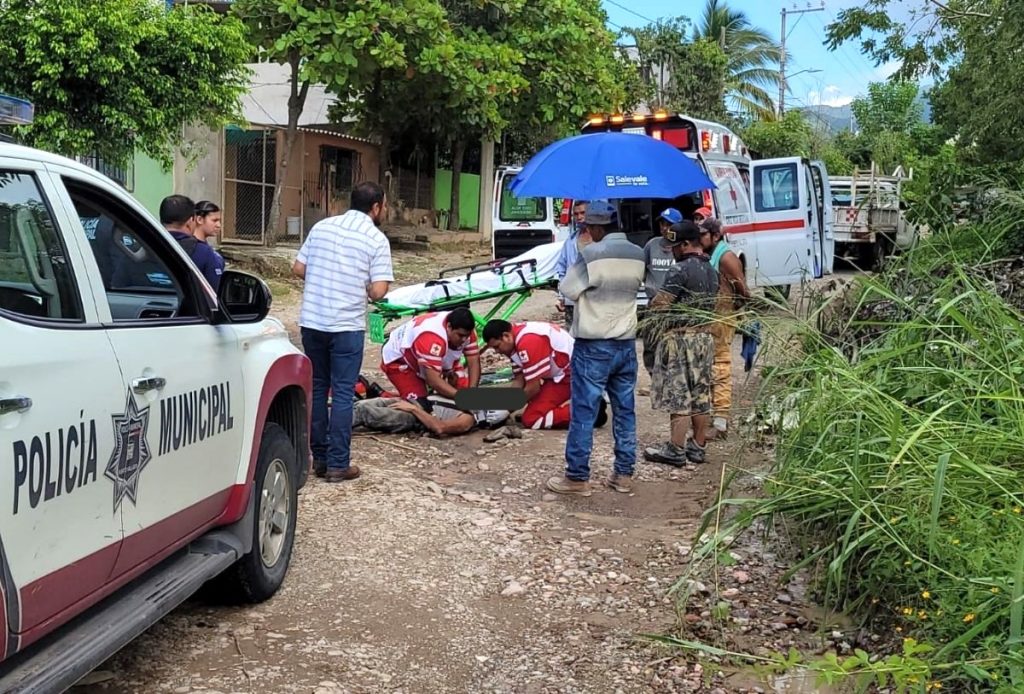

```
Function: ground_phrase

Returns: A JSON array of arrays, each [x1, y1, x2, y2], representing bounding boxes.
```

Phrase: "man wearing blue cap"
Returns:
[[549, 200, 646, 497]]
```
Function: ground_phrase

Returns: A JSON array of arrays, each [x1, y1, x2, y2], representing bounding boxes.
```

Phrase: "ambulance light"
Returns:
[[653, 109, 669, 120], [609, 113, 625, 125], [632, 113, 646, 123], [700, 130, 712, 152], [587, 115, 606, 126], [723, 134, 731, 152]]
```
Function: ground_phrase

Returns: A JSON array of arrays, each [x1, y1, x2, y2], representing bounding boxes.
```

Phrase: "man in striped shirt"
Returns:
[[293, 182, 394, 483]]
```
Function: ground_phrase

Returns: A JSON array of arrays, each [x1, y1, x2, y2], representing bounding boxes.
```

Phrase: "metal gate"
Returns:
[[224, 128, 276, 243]]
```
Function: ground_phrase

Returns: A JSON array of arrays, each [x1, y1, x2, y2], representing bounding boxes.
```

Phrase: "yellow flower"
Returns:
[[1014, 507, 1021, 514], [922, 590, 931, 599], [963, 613, 976, 623], [902, 607, 914, 615], [952, 539, 961, 545], [992, 587, 1001, 594], [918, 610, 928, 620], [895, 626, 903, 633]]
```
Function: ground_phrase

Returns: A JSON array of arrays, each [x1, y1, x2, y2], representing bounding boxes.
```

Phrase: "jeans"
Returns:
[[301, 328, 365, 470], [564, 339, 638, 481]]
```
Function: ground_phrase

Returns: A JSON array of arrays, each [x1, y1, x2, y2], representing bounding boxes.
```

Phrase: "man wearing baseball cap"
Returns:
[[643, 220, 719, 466], [693, 206, 713, 223], [639, 207, 684, 381], [550, 199, 645, 496]]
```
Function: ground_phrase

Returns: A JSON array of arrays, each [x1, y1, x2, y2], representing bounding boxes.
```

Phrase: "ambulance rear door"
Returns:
[[748, 157, 814, 288]]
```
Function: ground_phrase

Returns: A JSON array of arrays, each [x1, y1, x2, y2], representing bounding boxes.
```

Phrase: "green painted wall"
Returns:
[[132, 151, 174, 217], [434, 169, 480, 229]]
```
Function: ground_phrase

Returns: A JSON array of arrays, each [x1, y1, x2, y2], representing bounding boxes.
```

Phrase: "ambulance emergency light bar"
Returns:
[[583, 111, 748, 158], [0, 94, 34, 125]]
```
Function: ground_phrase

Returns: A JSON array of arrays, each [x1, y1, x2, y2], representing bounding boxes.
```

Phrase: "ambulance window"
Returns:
[[0, 171, 83, 322], [62, 179, 203, 323], [754, 163, 799, 212], [498, 175, 546, 222]]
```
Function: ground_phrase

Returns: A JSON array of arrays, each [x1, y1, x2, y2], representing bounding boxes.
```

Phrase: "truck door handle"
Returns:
[[0, 396, 32, 415], [132, 377, 166, 394]]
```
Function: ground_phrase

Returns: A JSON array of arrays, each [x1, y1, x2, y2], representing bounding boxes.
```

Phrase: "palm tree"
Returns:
[[694, 0, 782, 120]]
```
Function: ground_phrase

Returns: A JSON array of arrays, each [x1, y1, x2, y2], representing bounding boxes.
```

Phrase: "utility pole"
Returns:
[[779, 3, 825, 117]]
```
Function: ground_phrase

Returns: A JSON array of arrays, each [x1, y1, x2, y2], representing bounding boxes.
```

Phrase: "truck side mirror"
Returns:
[[217, 270, 272, 323]]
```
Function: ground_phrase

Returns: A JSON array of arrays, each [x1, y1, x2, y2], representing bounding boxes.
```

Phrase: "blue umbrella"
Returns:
[[510, 132, 716, 200]]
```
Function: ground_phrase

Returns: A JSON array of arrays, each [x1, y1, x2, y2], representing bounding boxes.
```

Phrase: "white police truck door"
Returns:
[[50, 168, 246, 580], [0, 163, 125, 649], [748, 157, 813, 287]]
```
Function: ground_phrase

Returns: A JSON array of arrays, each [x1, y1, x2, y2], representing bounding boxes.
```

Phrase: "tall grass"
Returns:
[[688, 193, 1024, 690]]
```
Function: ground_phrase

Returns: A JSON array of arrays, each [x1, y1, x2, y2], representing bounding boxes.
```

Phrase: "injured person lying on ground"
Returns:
[[354, 396, 510, 438]]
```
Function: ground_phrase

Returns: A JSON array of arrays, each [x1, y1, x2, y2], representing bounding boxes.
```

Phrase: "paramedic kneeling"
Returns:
[[483, 319, 582, 430], [380, 308, 481, 402]]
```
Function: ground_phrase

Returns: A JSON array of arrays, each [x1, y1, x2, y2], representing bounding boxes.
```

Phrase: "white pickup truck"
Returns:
[[0, 136, 312, 692], [830, 165, 918, 270]]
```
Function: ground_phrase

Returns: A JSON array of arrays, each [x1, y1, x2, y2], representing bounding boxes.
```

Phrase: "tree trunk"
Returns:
[[448, 138, 466, 232], [266, 51, 310, 248], [378, 130, 391, 202]]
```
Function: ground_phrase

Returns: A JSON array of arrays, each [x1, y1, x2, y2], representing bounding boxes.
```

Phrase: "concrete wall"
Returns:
[[434, 169, 480, 230], [174, 125, 224, 209], [131, 151, 174, 217]]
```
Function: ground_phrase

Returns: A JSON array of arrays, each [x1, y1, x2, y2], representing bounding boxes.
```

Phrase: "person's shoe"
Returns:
[[546, 475, 592, 497], [637, 386, 650, 396], [313, 458, 328, 478], [605, 473, 633, 493], [713, 416, 729, 439], [685, 439, 707, 464], [595, 398, 609, 428], [324, 465, 362, 483], [644, 442, 689, 467]]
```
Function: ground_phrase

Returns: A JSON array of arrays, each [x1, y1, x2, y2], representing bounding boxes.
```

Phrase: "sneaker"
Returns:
[[595, 398, 609, 428], [546, 475, 592, 497], [643, 442, 688, 467], [713, 417, 729, 439], [685, 439, 707, 464], [324, 465, 362, 483], [605, 473, 633, 493]]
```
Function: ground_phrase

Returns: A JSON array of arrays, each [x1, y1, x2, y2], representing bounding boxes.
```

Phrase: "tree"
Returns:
[[850, 82, 922, 141], [0, 0, 250, 167], [693, 0, 781, 120], [741, 111, 812, 158], [339, 0, 628, 231], [620, 19, 729, 121], [234, 0, 449, 244]]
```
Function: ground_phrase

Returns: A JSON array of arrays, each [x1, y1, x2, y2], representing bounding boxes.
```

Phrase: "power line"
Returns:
[[603, 0, 657, 26]]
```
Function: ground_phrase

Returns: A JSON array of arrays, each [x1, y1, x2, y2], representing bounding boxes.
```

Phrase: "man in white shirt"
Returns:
[[293, 182, 394, 483]]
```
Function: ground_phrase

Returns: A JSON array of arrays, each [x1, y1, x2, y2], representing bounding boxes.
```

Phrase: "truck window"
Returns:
[[498, 175, 546, 223], [0, 171, 82, 321], [754, 163, 799, 212], [708, 162, 750, 219]]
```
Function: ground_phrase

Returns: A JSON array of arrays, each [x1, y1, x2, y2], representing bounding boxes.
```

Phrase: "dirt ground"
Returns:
[[75, 243, 850, 694]]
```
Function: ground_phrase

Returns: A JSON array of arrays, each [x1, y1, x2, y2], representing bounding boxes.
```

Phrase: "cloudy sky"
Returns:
[[601, 0, 909, 112]]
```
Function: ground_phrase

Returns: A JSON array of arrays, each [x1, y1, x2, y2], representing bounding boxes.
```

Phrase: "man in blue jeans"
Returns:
[[293, 183, 394, 483], [548, 200, 646, 496]]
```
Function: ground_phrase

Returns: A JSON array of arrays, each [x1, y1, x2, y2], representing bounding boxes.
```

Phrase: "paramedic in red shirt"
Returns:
[[483, 319, 574, 430], [380, 307, 481, 401]]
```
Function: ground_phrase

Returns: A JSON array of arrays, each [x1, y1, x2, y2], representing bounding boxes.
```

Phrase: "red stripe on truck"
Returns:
[[725, 219, 805, 234]]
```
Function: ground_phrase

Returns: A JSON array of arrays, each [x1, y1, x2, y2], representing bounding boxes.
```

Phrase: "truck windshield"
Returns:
[[498, 175, 546, 222]]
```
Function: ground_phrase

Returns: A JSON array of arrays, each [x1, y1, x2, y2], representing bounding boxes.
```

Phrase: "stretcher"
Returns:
[[368, 241, 563, 345]]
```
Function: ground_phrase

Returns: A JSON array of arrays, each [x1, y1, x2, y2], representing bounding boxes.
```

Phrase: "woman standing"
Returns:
[[188, 200, 226, 291]]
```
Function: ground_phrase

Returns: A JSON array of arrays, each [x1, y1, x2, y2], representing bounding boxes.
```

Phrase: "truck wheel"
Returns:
[[766, 284, 791, 303], [219, 423, 298, 603]]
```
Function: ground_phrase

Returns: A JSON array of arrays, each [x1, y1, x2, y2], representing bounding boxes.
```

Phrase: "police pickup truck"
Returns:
[[0, 139, 312, 692]]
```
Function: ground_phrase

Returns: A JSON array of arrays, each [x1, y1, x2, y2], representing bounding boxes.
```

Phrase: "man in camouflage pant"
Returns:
[[642, 221, 719, 466]]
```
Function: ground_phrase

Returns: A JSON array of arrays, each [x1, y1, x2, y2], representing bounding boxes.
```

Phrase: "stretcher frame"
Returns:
[[368, 257, 557, 345]]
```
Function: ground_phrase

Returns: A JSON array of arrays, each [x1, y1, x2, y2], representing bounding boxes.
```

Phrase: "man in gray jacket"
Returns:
[[547, 200, 645, 497]]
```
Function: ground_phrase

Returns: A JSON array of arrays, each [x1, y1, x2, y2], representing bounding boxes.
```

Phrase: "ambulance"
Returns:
[[579, 112, 835, 297], [490, 165, 564, 260]]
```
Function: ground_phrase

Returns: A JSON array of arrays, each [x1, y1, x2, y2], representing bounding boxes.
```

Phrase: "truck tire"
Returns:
[[217, 423, 299, 603]]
